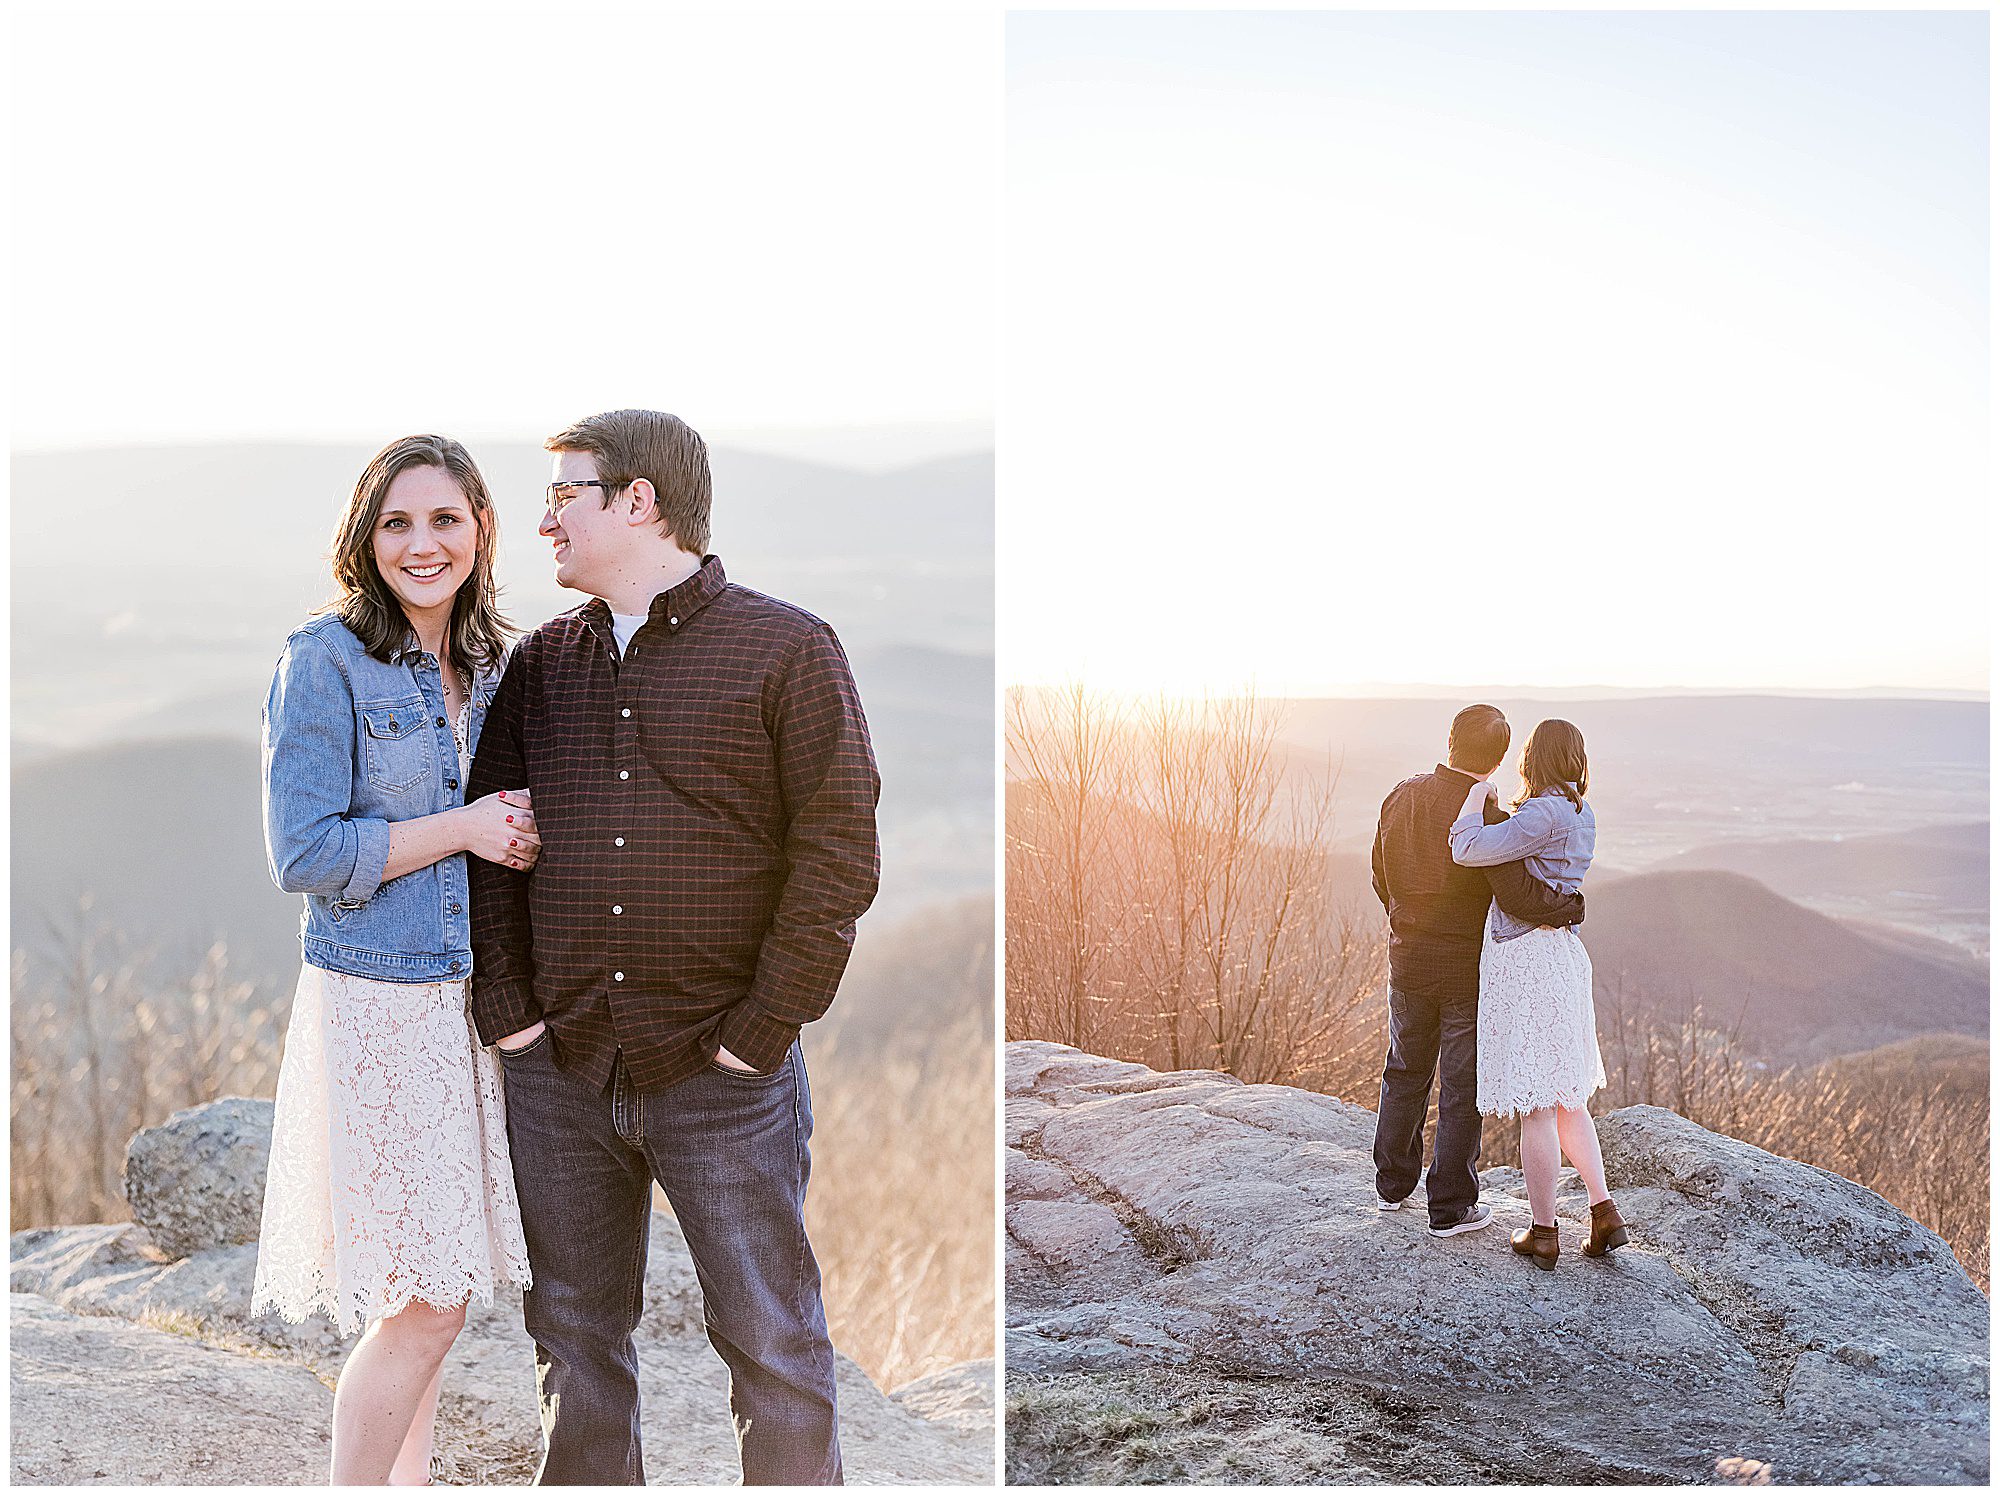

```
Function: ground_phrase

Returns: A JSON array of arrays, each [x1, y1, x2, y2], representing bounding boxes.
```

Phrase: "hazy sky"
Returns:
[[1004, 12, 1988, 695], [10, 10, 994, 469]]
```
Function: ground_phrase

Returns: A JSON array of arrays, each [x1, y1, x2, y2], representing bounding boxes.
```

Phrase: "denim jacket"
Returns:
[[1447, 786, 1596, 943], [261, 613, 498, 981]]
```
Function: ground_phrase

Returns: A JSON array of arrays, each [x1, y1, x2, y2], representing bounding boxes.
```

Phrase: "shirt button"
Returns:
[[447, 779, 458, 790], [435, 716, 446, 728], [614, 837, 625, 847], [612, 905, 623, 915], [669, 616, 679, 626], [619, 770, 630, 780], [613, 971, 624, 982], [621, 708, 632, 718]]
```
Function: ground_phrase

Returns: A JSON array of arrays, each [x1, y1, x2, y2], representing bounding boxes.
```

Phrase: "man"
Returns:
[[1369, 704, 1583, 1237], [468, 409, 879, 1485]]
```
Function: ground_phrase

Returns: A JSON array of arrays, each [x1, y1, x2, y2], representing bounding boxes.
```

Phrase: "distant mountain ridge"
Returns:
[[1816, 1032, 1987, 1101], [1656, 822, 1988, 952], [10, 642, 990, 762], [13, 441, 993, 748], [1579, 869, 1989, 1066], [1057, 696, 1994, 910]]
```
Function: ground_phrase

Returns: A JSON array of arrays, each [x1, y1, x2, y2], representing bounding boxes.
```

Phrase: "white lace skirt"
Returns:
[[251, 963, 531, 1337], [1476, 919, 1607, 1119]]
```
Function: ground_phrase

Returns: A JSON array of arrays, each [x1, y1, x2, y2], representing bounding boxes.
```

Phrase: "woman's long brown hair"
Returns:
[[327, 434, 511, 679], [1514, 718, 1589, 813]]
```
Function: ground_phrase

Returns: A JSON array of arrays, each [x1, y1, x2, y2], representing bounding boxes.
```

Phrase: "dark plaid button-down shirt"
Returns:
[[1370, 765, 1586, 1001], [467, 556, 881, 1092]]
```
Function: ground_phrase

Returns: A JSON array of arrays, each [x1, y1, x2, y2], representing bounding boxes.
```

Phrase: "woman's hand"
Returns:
[[461, 788, 540, 870], [1460, 777, 1497, 817]]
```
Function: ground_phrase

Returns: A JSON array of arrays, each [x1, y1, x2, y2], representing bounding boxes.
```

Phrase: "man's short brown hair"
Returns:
[[546, 409, 712, 554], [1447, 704, 1510, 775]]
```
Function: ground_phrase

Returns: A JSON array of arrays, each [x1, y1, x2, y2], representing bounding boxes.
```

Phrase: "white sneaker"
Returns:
[[1375, 1194, 1408, 1211], [1427, 1203, 1494, 1237]]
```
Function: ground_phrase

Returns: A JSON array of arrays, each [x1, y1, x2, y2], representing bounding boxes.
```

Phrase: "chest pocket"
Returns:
[[362, 706, 432, 795]]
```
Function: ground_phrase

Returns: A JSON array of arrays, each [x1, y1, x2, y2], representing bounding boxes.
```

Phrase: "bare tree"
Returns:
[[1007, 684, 1383, 1091], [1122, 693, 1379, 1087], [1004, 682, 1136, 1053]]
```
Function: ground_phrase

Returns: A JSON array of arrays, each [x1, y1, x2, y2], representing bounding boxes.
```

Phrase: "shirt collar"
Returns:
[[388, 630, 430, 666], [1436, 763, 1480, 783], [582, 554, 728, 639], [387, 632, 499, 690]]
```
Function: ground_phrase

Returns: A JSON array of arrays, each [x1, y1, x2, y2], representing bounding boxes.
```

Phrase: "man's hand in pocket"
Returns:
[[496, 1020, 547, 1054]]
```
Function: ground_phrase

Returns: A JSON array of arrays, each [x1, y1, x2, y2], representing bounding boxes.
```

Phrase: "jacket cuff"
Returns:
[[342, 818, 391, 902], [717, 1000, 802, 1074], [470, 981, 543, 1046]]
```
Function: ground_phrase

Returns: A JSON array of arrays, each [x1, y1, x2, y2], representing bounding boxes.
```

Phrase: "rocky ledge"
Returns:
[[1005, 1041, 1988, 1486], [11, 1098, 991, 1486]]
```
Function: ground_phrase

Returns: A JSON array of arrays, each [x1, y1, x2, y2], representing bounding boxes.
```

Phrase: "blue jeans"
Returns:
[[1372, 985, 1482, 1227], [499, 1036, 841, 1485]]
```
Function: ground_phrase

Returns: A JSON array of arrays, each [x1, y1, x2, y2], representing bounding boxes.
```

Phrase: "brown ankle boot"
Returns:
[[1511, 1222, 1559, 1271], [1584, 1198, 1629, 1257]]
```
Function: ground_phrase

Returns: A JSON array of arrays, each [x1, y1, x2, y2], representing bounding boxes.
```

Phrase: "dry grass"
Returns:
[[12, 914, 287, 1228], [1589, 1004, 1990, 1291], [12, 912, 997, 1394], [805, 1016, 996, 1391]]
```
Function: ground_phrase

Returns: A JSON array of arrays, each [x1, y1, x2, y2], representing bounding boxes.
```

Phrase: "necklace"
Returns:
[[445, 659, 472, 762]]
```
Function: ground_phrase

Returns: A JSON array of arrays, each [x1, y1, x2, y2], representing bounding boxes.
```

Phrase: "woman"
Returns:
[[252, 434, 538, 1484], [1447, 718, 1628, 1270]]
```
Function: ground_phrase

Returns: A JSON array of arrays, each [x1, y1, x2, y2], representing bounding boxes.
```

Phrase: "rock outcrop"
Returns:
[[1005, 1041, 1989, 1486], [123, 1097, 274, 1260], [13, 1100, 991, 1486]]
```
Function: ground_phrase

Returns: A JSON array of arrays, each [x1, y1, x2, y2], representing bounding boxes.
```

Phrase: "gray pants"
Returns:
[[1373, 984, 1483, 1227], [499, 1037, 841, 1485]]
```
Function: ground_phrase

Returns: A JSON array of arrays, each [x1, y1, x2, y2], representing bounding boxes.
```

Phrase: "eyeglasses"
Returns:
[[545, 479, 626, 513]]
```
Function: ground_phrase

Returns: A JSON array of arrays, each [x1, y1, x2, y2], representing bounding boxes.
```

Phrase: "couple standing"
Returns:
[[251, 410, 879, 1484], [1369, 704, 1629, 1269]]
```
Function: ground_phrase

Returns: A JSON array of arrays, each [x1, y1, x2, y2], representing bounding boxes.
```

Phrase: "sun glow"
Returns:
[[1003, 12, 1987, 695]]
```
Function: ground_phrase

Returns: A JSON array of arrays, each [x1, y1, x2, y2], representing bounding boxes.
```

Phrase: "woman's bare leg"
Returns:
[[331, 1300, 465, 1485], [1555, 1104, 1612, 1205], [387, 1360, 446, 1486], [1518, 1107, 1562, 1227]]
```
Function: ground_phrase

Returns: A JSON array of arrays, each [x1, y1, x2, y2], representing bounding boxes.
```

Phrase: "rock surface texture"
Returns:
[[13, 1100, 991, 1486], [1005, 1041, 1989, 1486]]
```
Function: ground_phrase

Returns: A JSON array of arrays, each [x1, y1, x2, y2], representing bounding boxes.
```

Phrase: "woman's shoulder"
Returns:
[[270, 614, 370, 699], [282, 611, 362, 657], [1525, 789, 1587, 823]]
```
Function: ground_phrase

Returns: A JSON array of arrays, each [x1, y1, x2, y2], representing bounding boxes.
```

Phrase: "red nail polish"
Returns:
[[506, 816, 514, 823]]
